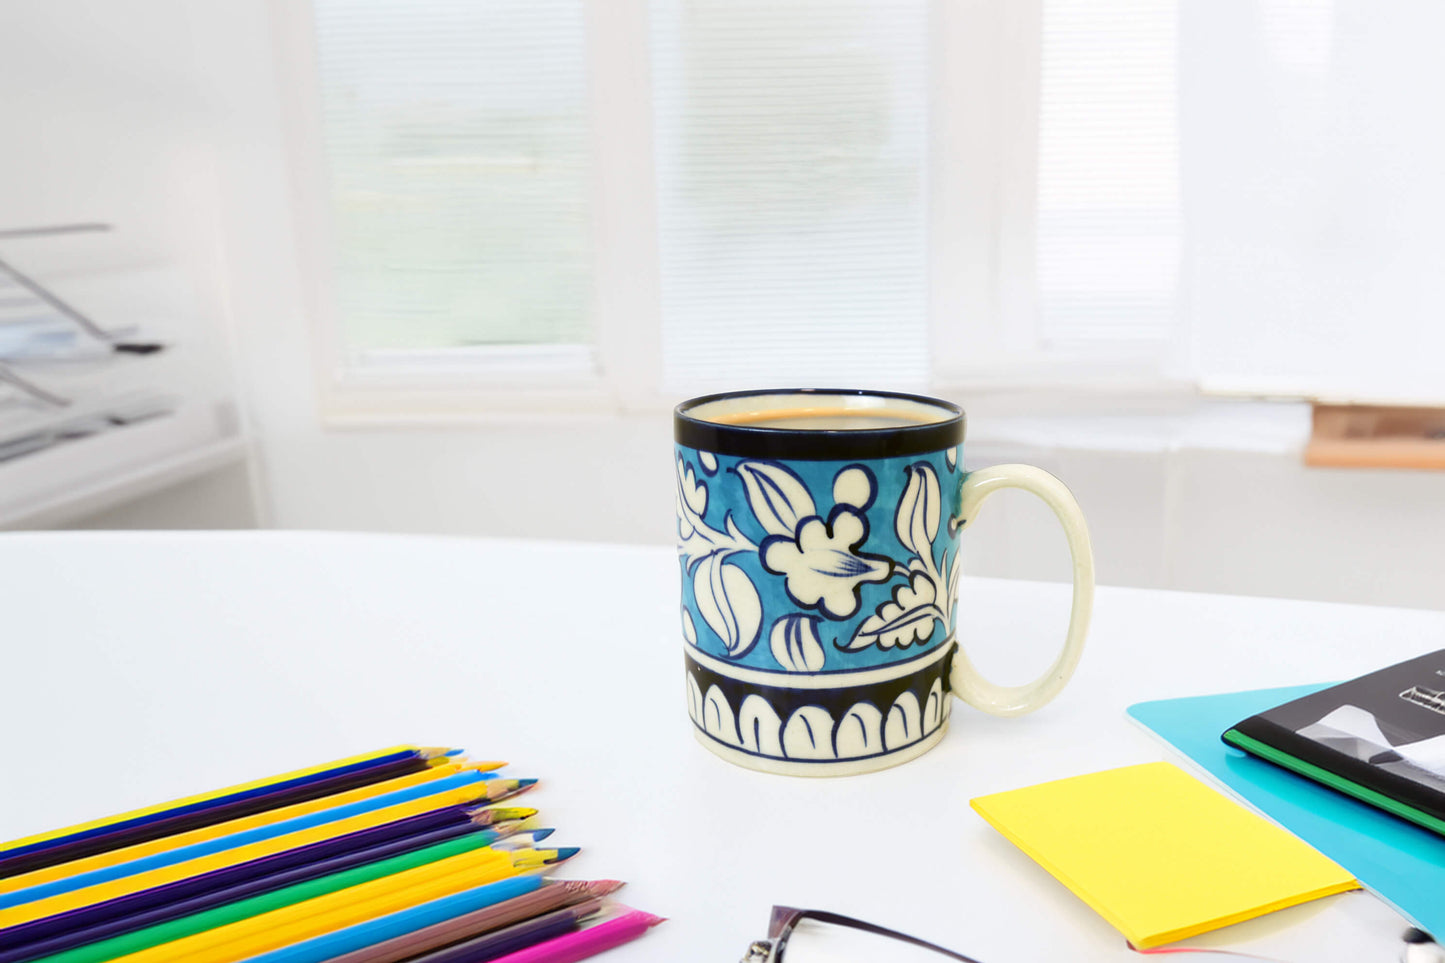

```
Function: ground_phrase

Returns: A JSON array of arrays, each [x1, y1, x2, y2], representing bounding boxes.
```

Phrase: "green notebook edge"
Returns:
[[1221, 727, 1445, 837]]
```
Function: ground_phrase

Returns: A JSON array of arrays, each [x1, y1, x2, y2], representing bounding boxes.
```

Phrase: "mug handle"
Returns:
[[949, 464, 1094, 717]]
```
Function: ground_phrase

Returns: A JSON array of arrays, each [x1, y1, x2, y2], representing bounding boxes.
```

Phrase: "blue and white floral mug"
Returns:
[[675, 389, 1094, 776]]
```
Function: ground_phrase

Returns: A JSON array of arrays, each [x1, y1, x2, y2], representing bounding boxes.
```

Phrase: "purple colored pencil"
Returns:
[[0, 757, 436, 882], [0, 820, 497, 963], [405, 901, 602, 963], [0, 750, 426, 878], [322, 881, 624, 963], [0, 805, 475, 952]]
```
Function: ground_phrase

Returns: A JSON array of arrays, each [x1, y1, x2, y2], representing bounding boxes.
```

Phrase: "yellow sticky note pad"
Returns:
[[970, 762, 1358, 949]]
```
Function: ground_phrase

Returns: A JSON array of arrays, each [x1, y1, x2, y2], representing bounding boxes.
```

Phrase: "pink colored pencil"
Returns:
[[485, 908, 665, 963]]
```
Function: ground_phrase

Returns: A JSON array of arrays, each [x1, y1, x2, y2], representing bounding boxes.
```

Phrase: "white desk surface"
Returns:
[[2, 531, 1441, 962]]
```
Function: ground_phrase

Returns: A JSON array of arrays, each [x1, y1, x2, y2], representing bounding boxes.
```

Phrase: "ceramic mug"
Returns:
[[674, 388, 1094, 776]]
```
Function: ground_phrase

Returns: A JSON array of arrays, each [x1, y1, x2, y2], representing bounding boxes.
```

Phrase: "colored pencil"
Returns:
[[72, 848, 568, 963], [211, 875, 551, 963], [0, 822, 514, 963], [0, 770, 501, 911], [404, 899, 602, 963], [0, 757, 467, 883], [0, 806, 479, 952], [464, 807, 537, 828], [0, 748, 445, 865], [0, 744, 651, 963], [307, 881, 622, 963], [484, 909, 665, 963], [0, 763, 473, 898], [18, 838, 524, 963], [0, 779, 531, 929]]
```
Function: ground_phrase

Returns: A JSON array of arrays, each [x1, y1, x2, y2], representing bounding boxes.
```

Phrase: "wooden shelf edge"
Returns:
[[1307, 404, 1445, 471]]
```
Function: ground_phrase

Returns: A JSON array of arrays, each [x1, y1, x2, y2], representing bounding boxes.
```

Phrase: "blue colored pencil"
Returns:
[[0, 750, 427, 874], [0, 771, 490, 911], [0, 821, 508, 963], [0, 806, 478, 952], [0, 757, 438, 882], [234, 876, 544, 963]]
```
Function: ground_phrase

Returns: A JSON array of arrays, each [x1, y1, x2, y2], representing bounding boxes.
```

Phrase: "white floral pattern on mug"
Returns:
[[842, 463, 960, 652], [675, 449, 962, 672], [760, 509, 893, 619]]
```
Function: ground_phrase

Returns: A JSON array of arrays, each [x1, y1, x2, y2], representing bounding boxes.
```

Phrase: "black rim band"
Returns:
[[673, 388, 965, 460]]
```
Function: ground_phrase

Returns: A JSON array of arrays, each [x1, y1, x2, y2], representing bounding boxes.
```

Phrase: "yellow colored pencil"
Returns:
[[0, 746, 446, 858], [0, 762, 474, 896], [0, 779, 528, 929], [108, 848, 557, 963]]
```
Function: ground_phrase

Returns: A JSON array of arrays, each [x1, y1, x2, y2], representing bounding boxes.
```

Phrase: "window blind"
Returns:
[[1035, 0, 1180, 349], [311, 0, 592, 359], [650, 0, 930, 392]]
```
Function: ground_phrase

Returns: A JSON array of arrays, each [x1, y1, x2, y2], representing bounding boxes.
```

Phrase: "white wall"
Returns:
[[0, 1, 253, 528], [27, 0, 1445, 614]]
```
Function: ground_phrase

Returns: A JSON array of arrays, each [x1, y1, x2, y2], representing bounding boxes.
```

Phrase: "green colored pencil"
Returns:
[[30, 833, 498, 963]]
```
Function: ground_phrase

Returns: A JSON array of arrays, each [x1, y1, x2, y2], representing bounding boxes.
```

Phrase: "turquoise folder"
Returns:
[[1129, 684, 1445, 937]]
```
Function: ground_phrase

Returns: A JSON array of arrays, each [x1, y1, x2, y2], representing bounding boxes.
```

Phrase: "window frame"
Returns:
[[274, 0, 657, 423]]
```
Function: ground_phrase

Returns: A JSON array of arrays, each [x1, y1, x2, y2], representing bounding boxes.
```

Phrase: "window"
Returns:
[[651, 1, 931, 392], [311, 0, 593, 375], [285, 0, 1445, 422], [1035, 0, 1179, 354]]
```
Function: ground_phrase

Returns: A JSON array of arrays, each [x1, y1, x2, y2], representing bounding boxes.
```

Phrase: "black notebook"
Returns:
[[1222, 648, 1445, 837]]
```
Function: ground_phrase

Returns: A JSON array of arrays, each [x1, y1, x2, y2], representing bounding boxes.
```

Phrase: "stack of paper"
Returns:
[[971, 761, 1357, 949]]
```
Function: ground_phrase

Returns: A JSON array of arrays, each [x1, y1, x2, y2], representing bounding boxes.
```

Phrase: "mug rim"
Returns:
[[673, 387, 965, 460]]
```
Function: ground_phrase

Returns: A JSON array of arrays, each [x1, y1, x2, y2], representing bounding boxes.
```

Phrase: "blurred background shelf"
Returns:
[[0, 222, 253, 530], [1306, 404, 1445, 471], [0, 397, 247, 528]]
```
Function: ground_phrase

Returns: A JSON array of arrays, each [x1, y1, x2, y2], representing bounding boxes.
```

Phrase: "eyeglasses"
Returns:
[[740, 906, 983, 962]]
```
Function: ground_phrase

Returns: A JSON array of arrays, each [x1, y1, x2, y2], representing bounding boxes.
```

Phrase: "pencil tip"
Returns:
[[589, 879, 626, 896], [548, 846, 581, 863], [469, 805, 538, 825], [532, 827, 555, 841], [498, 782, 537, 802], [481, 780, 535, 804]]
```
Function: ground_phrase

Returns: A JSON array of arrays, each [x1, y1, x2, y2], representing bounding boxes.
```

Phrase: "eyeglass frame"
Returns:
[[740, 905, 983, 963]]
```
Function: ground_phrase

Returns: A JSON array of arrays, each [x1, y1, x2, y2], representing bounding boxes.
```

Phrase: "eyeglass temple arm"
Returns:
[[772, 906, 985, 963]]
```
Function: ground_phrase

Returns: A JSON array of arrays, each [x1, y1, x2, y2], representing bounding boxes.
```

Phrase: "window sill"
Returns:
[[0, 398, 246, 528], [961, 398, 1313, 457], [315, 378, 1315, 459]]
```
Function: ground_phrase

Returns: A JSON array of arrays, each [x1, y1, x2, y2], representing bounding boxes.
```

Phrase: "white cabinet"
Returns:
[[0, 232, 249, 528]]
